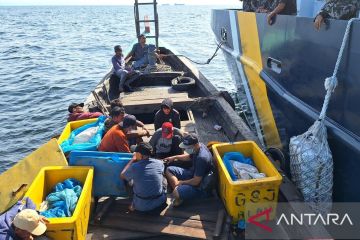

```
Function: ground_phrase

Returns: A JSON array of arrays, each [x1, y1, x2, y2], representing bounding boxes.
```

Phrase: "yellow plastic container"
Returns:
[[212, 141, 282, 223], [24, 166, 94, 240], [57, 118, 97, 144]]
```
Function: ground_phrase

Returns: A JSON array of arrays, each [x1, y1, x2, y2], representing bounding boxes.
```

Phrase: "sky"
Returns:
[[0, 0, 240, 6]]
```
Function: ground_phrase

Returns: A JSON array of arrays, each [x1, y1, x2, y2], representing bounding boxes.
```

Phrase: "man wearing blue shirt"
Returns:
[[112, 45, 131, 92], [125, 34, 157, 70], [165, 134, 214, 207], [120, 142, 167, 214]]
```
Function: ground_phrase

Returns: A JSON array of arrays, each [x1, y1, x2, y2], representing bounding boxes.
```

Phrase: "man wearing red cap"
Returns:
[[149, 122, 183, 159]]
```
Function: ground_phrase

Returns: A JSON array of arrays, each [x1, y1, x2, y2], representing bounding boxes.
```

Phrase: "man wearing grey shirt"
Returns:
[[149, 122, 183, 159]]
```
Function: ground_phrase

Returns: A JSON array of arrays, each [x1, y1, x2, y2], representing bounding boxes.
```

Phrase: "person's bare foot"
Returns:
[[128, 203, 135, 212]]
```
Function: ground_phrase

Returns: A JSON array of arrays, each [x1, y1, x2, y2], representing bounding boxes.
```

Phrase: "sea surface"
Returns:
[[0, 5, 238, 173]]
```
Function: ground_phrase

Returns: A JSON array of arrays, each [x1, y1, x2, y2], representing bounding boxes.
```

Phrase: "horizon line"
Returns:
[[0, 4, 237, 6]]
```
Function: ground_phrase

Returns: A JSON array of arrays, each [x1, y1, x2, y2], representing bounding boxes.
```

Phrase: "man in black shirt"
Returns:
[[154, 98, 181, 130]]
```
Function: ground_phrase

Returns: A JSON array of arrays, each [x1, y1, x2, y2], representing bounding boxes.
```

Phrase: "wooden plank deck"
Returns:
[[122, 87, 194, 114], [88, 196, 225, 239]]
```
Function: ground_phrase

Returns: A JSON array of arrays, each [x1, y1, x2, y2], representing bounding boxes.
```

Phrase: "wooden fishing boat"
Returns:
[[0, 1, 332, 239], [81, 35, 321, 239]]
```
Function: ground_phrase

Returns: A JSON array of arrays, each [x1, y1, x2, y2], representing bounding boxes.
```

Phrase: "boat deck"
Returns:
[[85, 83, 232, 239], [87, 196, 227, 239]]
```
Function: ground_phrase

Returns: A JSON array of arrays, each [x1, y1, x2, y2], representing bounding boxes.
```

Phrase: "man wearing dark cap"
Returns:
[[120, 142, 167, 214], [103, 106, 126, 136], [165, 133, 213, 206], [98, 115, 133, 153], [67, 102, 103, 122], [149, 122, 183, 159], [154, 98, 181, 130], [121, 114, 150, 147]]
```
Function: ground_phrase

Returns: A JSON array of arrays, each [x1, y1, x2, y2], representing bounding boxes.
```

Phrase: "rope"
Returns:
[[163, 40, 226, 65], [319, 18, 358, 120]]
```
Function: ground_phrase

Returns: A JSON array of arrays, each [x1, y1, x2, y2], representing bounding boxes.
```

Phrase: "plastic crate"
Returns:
[[69, 151, 132, 197], [24, 166, 93, 240], [212, 141, 282, 223], [57, 118, 97, 145]]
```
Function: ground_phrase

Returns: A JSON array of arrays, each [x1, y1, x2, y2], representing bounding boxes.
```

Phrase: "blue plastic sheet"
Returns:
[[223, 152, 254, 181], [60, 116, 106, 153], [40, 178, 82, 218]]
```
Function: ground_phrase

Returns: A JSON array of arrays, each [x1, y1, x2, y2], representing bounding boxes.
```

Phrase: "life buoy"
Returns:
[[171, 76, 196, 91]]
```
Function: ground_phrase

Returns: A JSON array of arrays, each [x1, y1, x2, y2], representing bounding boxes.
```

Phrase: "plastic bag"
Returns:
[[60, 115, 106, 153], [73, 126, 99, 144], [230, 160, 266, 180]]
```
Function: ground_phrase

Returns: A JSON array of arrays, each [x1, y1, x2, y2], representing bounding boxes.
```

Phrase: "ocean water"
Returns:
[[0, 5, 237, 173]]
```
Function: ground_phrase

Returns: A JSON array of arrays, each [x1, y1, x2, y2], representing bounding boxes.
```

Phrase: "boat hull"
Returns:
[[211, 10, 360, 202]]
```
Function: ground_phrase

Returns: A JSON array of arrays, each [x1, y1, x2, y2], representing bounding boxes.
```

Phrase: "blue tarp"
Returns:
[[40, 178, 82, 218], [69, 151, 132, 197], [60, 115, 106, 153]]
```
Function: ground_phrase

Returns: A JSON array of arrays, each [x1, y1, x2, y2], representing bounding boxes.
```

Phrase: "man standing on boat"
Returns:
[[125, 34, 157, 70], [112, 45, 132, 92], [256, 0, 297, 24], [120, 142, 167, 214], [314, 0, 360, 30], [165, 134, 214, 207]]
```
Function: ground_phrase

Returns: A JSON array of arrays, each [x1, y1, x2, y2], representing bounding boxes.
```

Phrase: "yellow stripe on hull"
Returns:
[[237, 12, 281, 147]]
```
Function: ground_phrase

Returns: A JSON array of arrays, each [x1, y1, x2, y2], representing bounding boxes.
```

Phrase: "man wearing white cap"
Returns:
[[12, 209, 48, 240], [0, 197, 49, 240]]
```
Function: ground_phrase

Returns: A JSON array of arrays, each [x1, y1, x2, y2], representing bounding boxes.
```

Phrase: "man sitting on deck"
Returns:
[[104, 106, 148, 137], [154, 98, 181, 130], [165, 134, 214, 207], [98, 115, 132, 153], [112, 45, 133, 93], [124, 34, 158, 70], [120, 142, 167, 215], [67, 102, 103, 122], [0, 198, 49, 240], [149, 122, 183, 159]]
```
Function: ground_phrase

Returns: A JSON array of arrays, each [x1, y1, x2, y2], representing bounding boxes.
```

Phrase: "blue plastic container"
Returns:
[[69, 151, 133, 197]]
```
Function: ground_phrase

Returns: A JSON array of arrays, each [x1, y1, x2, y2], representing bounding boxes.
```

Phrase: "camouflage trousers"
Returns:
[[321, 0, 360, 20]]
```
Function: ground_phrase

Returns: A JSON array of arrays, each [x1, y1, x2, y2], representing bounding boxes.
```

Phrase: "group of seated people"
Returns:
[[67, 96, 213, 215], [241, 0, 360, 29], [112, 34, 165, 93]]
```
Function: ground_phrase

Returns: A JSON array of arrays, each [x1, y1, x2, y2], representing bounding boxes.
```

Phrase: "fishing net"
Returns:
[[289, 119, 333, 214], [289, 19, 358, 214]]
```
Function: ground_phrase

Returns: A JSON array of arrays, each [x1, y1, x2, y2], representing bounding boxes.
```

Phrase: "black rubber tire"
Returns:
[[219, 91, 236, 110], [171, 76, 196, 91]]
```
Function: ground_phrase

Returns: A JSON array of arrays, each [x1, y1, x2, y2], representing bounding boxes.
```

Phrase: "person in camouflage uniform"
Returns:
[[241, 0, 266, 12], [257, 0, 297, 24], [314, 0, 360, 30]]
